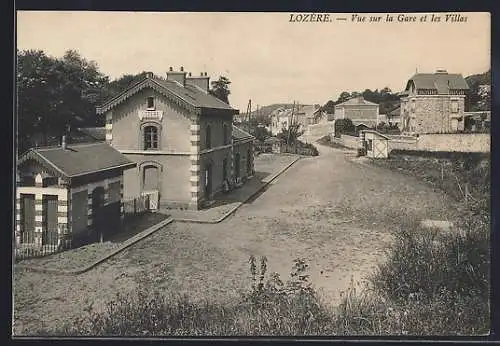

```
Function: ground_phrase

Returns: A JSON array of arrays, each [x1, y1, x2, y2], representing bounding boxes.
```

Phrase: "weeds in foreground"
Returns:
[[30, 196, 490, 336]]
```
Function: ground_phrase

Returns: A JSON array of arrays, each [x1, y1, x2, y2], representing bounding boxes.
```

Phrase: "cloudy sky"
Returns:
[[17, 11, 490, 112]]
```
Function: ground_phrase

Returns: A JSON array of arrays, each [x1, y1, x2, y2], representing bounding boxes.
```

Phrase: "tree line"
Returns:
[[16, 49, 231, 154], [320, 87, 400, 116]]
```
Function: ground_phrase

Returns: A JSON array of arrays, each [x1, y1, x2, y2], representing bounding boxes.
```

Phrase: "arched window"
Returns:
[[144, 125, 159, 150]]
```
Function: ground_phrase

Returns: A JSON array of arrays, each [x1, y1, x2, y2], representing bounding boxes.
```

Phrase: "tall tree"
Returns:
[[209, 76, 231, 104], [16, 49, 109, 152], [105, 71, 150, 99], [337, 91, 351, 104]]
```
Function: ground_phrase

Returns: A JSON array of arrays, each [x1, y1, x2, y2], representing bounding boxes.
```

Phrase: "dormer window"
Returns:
[[147, 97, 155, 110]]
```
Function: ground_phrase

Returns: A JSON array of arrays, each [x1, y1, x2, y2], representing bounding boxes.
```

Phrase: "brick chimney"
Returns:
[[185, 71, 210, 93], [166, 66, 187, 86]]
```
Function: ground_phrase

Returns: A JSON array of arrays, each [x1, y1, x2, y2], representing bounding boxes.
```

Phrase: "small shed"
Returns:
[[264, 136, 284, 153], [15, 139, 136, 254], [360, 130, 390, 158]]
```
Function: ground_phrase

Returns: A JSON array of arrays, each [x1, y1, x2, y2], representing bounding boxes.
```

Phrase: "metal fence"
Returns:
[[123, 194, 150, 220], [15, 195, 153, 261]]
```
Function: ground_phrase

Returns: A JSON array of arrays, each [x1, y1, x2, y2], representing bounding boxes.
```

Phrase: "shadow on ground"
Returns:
[[105, 212, 170, 243], [205, 171, 271, 209]]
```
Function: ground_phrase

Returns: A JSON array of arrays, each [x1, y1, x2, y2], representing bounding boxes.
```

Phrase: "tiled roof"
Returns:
[[19, 142, 136, 178], [153, 78, 236, 111], [336, 97, 379, 107], [96, 75, 238, 115], [405, 72, 469, 93], [232, 125, 254, 142]]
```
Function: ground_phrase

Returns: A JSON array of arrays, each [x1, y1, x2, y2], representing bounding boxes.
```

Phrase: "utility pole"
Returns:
[[288, 101, 296, 147], [246, 99, 252, 133]]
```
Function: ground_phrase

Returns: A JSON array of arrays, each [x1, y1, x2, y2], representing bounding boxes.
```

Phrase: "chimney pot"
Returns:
[[180, 66, 184, 72], [188, 72, 191, 76], [201, 72, 203, 76], [169, 67, 173, 71]]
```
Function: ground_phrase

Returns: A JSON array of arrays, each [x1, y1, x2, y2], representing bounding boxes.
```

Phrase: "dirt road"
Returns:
[[13, 141, 457, 335]]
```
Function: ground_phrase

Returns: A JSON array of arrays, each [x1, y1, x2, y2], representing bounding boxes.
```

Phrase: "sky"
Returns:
[[16, 11, 490, 112]]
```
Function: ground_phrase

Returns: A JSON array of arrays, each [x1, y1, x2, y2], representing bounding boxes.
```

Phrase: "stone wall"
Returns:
[[306, 122, 333, 137], [388, 133, 490, 153], [331, 134, 362, 149]]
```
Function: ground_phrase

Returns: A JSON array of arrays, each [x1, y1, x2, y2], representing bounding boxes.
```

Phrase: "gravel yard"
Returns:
[[13, 146, 458, 335]]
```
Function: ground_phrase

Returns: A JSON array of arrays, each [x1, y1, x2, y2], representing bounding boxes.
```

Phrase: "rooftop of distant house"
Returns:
[[401, 69, 469, 96], [335, 96, 379, 107]]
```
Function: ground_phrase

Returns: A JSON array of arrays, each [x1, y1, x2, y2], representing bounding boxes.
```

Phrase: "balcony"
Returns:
[[138, 110, 164, 121]]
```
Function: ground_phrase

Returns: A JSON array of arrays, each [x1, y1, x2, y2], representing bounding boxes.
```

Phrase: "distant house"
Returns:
[[270, 107, 293, 135], [399, 69, 469, 134], [294, 104, 324, 127], [385, 106, 401, 127], [96, 68, 254, 210], [15, 140, 136, 251], [334, 96, 379, 125]]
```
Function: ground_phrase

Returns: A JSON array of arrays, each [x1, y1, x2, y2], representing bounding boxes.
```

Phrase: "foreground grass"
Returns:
[[36, 205, 489, 337]]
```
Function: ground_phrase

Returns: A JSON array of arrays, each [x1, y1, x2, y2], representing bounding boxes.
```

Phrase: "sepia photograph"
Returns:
[[13, 11, 491, 337]]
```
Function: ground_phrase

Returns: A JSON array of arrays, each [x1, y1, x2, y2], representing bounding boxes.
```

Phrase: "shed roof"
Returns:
[[18, 142, 136, 178], [352, 120, 377, 128], [361, 130, 391, 140]]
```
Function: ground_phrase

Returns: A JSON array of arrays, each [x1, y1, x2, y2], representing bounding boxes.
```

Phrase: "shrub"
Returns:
[[334, 118, 355, 137]]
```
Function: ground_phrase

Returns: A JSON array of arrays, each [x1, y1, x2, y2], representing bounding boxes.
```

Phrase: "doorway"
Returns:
[[204, 163, 212, 199], [42, 195, 58, 245], [91, 187, 105, 242], [20, 194, 35, 244]]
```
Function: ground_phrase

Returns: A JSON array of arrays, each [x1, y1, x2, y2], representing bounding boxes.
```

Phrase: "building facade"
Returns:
[[15, 140, 136, 250], [96, 68, 254, 210], [334, 96, 380, 124], [270, 107, 293, 135], [399, 69, 469, 135]]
